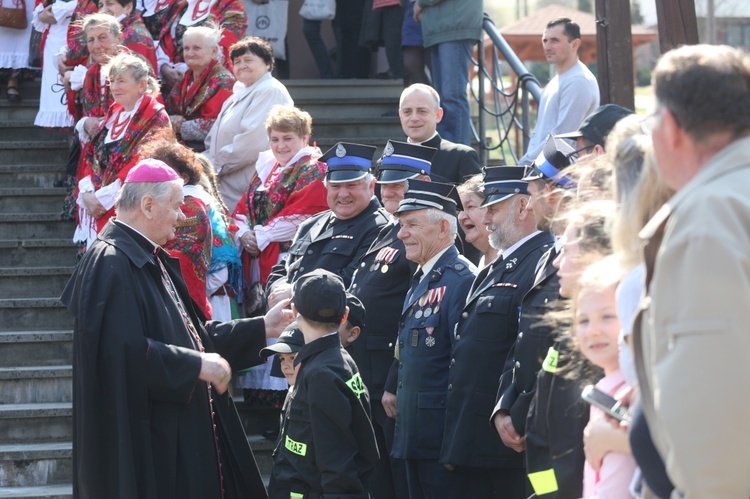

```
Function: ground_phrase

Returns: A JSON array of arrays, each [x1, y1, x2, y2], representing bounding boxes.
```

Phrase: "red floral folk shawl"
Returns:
[[142, 0, 177, 39], [78, 95, 171, 232], [233, 155, 328, 285], [159, 0, 247, 68], [165, 195, 213, 319], [165, 58, 234, 121], [77, 63, 113, 120], [121, 12, 158, 72], [64, 0, 98, 67]]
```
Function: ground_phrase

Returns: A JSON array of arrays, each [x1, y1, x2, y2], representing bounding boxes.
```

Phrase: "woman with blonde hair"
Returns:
[[74, 52, 170, 251]]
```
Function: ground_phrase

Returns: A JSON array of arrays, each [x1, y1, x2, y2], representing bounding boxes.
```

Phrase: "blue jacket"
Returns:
[[391, 245, 476, 460]]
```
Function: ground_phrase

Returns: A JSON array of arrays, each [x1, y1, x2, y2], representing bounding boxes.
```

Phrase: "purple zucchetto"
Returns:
[[124, 159, 181, 184]]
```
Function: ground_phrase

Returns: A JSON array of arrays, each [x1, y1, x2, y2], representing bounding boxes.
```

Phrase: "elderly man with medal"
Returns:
[[389, 179, 477, 498], [348, 139, 436, 499]]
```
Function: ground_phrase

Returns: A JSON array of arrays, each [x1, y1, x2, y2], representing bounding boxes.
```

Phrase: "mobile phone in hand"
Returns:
[[581, 385, 631, 422]]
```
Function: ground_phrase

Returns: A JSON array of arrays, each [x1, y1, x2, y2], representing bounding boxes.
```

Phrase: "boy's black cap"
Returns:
[[345, 293, 366, 329], [320, 142, 376, 183], [394, 179, 463, 217], [293, 269, 347, 323], [557, 104, 634, 147], [260, 322, 304, 359], [481, 166, 529, 208], [522, 136, 577, 189], [377, 140, 436, 184]]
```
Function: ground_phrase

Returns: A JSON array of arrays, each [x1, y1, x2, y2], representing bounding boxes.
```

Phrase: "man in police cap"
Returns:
[[348, 139, 436, 499], [441, 166, 553, 498], [492, 136, 576, 460], [389, 179, 477, 497], [556, 103, 634, 158], [266, 142, 390, 303]]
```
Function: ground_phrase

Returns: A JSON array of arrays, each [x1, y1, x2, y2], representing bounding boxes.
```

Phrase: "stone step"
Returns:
[[0, 331, 72, 368], [0, 366, 72, 404], [0, 142, 68, 166], [0, 240, 76, 268], [247, 435, 274, 478], [0, 123, 69, 143], [0, 403, 72, 445], [0, 100, 42, 122], [0, 215, 75, 240], [0, 165, 67, 189], [308, 116, 402, 140], [0, 298, 73, 332], [286, 79, 403, 100], [0, 443, 71, 488], [0, 189, 66, 215], [0, 267, 73, 299], [0, 484, 71, 499], [295, 96, 398, 119]]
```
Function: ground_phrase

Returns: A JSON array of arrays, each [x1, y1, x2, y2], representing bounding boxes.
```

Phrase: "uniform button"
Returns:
[[447, 384, 453, 390], [299, 267, 305, 272], [518, 332, 523, 339], [399, 342, 404, 348], [455, 334, 461, 341], [360, 262, 365, 268], [461, 312, 468, 319], [388, 342, 393, 348], [307, 249, 314, 255], [544, 298, 548, 304], [399, 362, 403, 369], [450, 358, 455, 367], [515, 361, 521, 368], [488, 302, 492, 308], [332, 247, 337, 251], [398, 382, 402, 388], [400, 322, 405, 328]]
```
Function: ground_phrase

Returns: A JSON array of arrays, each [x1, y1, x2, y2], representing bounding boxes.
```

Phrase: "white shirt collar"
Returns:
[[502, 230, 542, 260], [407, 131, 439, 145], [417, 245, 452, 281]]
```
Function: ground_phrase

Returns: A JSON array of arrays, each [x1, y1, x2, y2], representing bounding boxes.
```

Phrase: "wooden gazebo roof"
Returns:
[[497, 4, 657, 64]]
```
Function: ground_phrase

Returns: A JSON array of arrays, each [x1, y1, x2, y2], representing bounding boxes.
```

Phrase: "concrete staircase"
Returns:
[[0, 78, 403, 498]]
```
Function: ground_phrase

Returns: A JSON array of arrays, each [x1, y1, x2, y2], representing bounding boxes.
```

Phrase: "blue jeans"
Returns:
[[431, 40, 474, 146]]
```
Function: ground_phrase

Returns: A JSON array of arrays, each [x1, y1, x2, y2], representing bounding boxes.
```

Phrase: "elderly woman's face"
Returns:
[[98, 0, 132, 17], [86, 25, 120, 65], [269, 129, 308, 166], [232, 51, 269, 86], [183, 34, 217, 72], [109, 69, 146, 109]]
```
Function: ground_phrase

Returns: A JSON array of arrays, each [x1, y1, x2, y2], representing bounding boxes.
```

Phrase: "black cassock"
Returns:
[[62, 220, 268, 499]]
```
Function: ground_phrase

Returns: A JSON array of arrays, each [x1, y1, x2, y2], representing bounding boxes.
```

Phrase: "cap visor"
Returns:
[[394, 202, 428, 215], [480, 192, 514, 208], [377, 169, 417, 184], [521, 167, 544, 181], [259, 343, 298, 358], [555, 130, 583, 140], [327, 170, 369, 183]]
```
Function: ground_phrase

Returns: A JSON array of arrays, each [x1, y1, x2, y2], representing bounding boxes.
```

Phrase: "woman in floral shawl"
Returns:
[[156, 0, 246, 89], [74, 53, 170, 251], [232, 104, 328, 403], [232, 105, 328, 304], [146, 140, 215, 319], [97, 0, 158, 71], [165, 24, 234, 151]]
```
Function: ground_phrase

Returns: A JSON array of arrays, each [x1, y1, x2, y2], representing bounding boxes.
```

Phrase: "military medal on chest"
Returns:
[[371, 247, 398, 273]]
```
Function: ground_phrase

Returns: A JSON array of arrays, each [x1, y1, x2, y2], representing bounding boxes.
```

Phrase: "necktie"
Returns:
[[406, 268, 423, 304]]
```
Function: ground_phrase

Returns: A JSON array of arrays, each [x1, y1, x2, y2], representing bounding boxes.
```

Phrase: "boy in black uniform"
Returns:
[[272, 269, 379, 498]]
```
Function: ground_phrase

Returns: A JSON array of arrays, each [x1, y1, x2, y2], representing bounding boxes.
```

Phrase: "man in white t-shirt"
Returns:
[[519, 17, 599, 165]]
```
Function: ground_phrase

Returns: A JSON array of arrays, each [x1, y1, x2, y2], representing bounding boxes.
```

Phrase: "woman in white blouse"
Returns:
[[203, 36, 292, 213]]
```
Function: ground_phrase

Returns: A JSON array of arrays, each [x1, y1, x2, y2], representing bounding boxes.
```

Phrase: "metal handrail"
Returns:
[[471, 13, 543, 165]]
